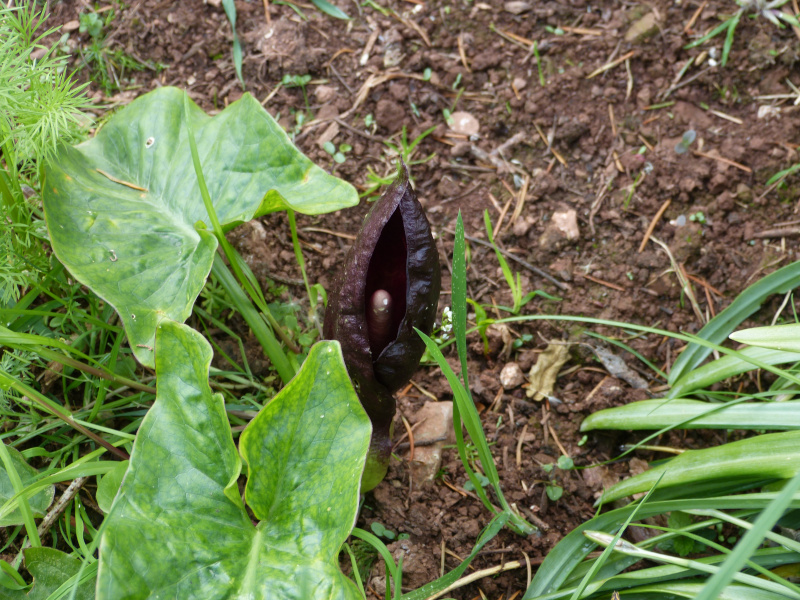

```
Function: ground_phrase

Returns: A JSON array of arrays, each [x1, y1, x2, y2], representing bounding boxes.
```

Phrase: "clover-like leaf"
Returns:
[[43, 87, 358, 367], [0, 444, 54, 526], [97, 321, 368, 599]]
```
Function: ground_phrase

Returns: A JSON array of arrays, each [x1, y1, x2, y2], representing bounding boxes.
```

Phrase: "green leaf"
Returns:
[[730, 323, 800, 352], [43, 87, 357, 366], [0, 444, 54, 526], [625, 581, 795, 600], [693, 470, 800, 600], [668, 261, 800, 386], [97, 322, 368, 599], [599, 431, 800, 504], [669, 346, 800, 398], [523, 494, 800, 598], [310, 0, 350, 19], [581, 398, 800, 431], [7, 548, 94, 600], [95, 460, 128, 514]]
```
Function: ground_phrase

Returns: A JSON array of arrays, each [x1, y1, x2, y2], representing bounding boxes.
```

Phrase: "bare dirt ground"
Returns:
[[45, 0, 800, 596]]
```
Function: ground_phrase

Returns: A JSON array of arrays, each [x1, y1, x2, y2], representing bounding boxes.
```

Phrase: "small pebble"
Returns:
[[500, 362, 525, 389]]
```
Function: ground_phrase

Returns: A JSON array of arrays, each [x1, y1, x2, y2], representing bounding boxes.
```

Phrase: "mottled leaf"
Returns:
[[7, 548, 94, 600], [43, 87, 357, 367], [97, 322, 368, 599]]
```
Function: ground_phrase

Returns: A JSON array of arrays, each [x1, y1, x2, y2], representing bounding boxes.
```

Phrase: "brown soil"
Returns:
[[45, 0, 800, 597]]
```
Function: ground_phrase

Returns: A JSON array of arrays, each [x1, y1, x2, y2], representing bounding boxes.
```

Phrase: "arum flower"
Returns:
[[324, 163, 441, 491]]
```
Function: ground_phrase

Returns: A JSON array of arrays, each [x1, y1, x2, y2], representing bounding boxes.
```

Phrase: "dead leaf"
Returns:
[[590, 345, 649, 389], [526, 343, 569, 401]]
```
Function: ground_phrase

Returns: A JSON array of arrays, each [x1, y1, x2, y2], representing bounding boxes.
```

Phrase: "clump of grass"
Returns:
[[1, 3, 93, 303], [76, 7, 164, 95], [684, 0, 800, 67]]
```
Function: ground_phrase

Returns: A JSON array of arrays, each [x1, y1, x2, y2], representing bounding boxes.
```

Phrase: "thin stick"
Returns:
[[582, 273, 624, 292], [586, 50, 635, 79], [410, 379, 438, 400], [708, 108, 743, 124], [16, 477, 88, 559], [686, 273, 722, 296], [425, 561, 524, 600], [692, 150, 751, 173], [561, 25, 602, 35], [401, 414, 415, 462], [684, 0, 707, 33], [515, 423, 528, 468], [494, 194, 514, 235], [334, 117, 384, 143], [301, 226, 356, 240], [639, 198, 671, 252], [360, 29, 379, 66], [501, 173, 529, 236], [262, 0, 271, 25], [608, 103, 617, 137], [95, 169, 147, 191], [491, 24, 534, 48], [753, 227, 800, 238], [547, 423, 569, 457], [533, 122, 567, 166], [458, 32, 471, 72]]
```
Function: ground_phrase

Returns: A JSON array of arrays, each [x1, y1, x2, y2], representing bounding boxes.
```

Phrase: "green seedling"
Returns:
[[766, 161, 800, 188], [360, 166, 395, 199], [483, 210, 547, 314], [282, 73, 312, 113], [540, 455, 573, 502], [674, 129, 696, 154], [77, 8, 163, 95], [689, 211, 706, 224], [684, 0, 800, 67], [369, 522, 407, 541], [383, 125, 437, 175], [464, 473, 491, 492], [533, 40, 545, 86], [623, 170, 644, 209], [323, 141, 352, 164], [78, 11, 103, 38]]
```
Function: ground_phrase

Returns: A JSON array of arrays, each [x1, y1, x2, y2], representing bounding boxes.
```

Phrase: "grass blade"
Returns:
[[668, 260, 800, 385], [598, 430, 800, 504], [669, 346, 800, 398], [310, 0, 350, 19], [452, 212, 470, 387], [522, 493, 800, 598], [581, 398, 800, 431], [692, 470, 800, 600]]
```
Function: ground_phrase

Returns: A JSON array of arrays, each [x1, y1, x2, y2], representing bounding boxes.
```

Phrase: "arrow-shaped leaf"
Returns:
[[43, 87, 358, 366], [97, 322, 369, 599]]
